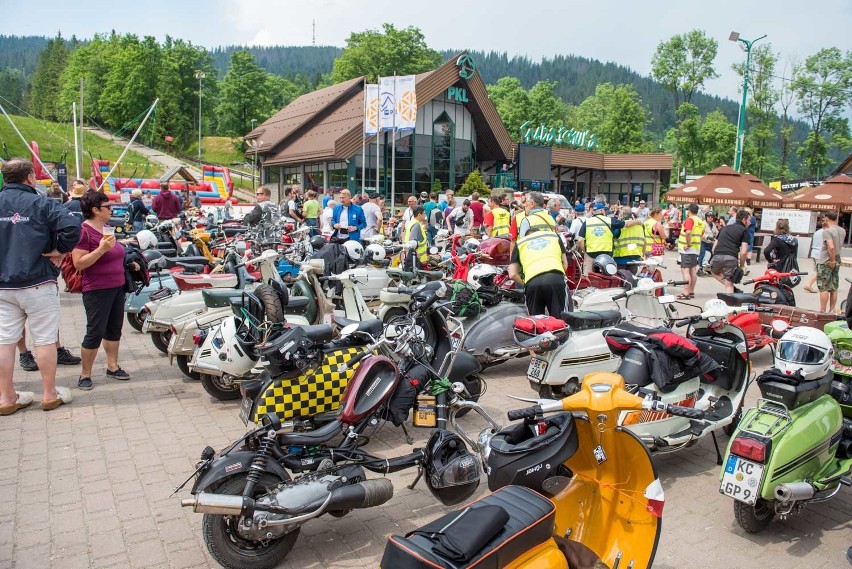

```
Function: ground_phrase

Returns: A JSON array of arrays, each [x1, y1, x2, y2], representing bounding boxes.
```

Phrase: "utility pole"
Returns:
[[729, 31, 767, 172], [312, 20, 316, 46], [195, 70, 206, 165], [79, 78, 84, 170]]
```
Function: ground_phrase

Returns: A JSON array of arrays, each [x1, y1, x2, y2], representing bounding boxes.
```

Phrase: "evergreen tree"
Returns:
[[29, 33, 68, 121], [216, 50, 271, 139], [457, 168, 489, 197]]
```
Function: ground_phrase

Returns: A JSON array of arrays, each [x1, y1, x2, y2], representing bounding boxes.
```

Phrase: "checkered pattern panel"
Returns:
[[254, 347, 360, 424]]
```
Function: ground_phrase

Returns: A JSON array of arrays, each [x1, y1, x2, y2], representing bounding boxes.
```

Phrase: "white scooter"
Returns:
[[189, 261, 377, 400], [524, 277, 684, 399]]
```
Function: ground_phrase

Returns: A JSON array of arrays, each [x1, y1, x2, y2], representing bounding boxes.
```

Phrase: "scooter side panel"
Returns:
[[463, 303, 529, 355], [252, 347, 362, 425], [553, 418, 660, 569], [538, 329, 620, 388]]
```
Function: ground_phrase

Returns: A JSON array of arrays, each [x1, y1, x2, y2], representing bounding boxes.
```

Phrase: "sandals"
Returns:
[[804, 286, 817, 294], [0, 391, 35, 416], [676, 293, 694, 300], [41, 386, 73, 411]]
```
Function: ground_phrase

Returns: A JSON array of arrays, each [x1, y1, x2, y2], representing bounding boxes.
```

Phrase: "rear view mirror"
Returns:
[[339, 323, 359, 337]]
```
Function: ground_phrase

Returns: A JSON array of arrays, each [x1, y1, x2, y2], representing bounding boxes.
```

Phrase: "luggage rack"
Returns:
[[741, 398, 793, 436]]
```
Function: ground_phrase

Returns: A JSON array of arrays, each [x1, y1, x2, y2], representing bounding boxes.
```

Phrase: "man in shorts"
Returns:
[[677, 204, 703, 299], [0, 159, 79, 414], [817, 211, 846, 312], [710, 209, 750, 293]]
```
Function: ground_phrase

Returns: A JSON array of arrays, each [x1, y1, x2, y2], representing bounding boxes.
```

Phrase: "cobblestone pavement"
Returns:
[[1, 254, 850, 569]]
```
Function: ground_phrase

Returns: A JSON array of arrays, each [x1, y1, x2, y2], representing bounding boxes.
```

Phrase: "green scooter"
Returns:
[[719, 326, 852, 533]]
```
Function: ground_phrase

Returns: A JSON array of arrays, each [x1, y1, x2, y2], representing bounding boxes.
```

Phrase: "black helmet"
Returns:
[[309, 235, 326, 252], [593, 254, 617, 275], [423, 430, 481, 506], [486, 412, 578, 493]]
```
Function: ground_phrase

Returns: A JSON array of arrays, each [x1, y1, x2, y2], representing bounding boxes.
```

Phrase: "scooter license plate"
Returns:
[[238, 396, 253, 426], [720, 455, 764, 505], [527, 357, 548, 383]]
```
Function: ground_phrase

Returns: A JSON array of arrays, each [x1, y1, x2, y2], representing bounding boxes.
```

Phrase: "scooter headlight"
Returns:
[[836, 345, 852, 366]]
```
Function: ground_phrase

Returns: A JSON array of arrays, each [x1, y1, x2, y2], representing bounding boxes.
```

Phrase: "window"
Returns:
[[327, 161, 348, 192], [432, 112, 454, 191]]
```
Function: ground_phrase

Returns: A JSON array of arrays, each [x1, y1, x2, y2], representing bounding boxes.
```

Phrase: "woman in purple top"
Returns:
[[71, 190, 131, 389]]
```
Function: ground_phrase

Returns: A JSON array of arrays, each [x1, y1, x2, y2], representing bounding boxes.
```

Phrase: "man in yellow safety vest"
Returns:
[[579, 202, 642, 260], [509, 226, 570, 316], [485, 192, 511, 238], [677, 203, 705, 299], [613, 212, 647, 268], [403, 205, 428, 271]]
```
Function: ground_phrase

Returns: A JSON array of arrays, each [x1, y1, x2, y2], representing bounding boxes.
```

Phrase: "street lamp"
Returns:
[[194, 70, 206, 165], [729, 31, 767, 172], [247, 139, 263, 193]]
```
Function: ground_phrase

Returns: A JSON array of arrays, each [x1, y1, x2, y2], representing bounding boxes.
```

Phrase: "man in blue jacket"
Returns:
[[331, 189, 366, 242], [0, 159, 80, 415]]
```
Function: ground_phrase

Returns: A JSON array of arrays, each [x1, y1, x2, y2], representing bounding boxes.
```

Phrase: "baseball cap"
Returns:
[[639, 200, 646, 204], [574, 204, 585, 213], [593, 202, 606, 211]]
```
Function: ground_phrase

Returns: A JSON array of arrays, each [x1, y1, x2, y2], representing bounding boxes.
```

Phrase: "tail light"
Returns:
[[730, 435, 768, 463], [170, 325, 177, 334], [192, 332, 204, 345]]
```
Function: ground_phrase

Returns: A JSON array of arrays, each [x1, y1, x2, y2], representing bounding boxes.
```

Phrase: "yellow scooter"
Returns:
[[383, 371, 701, 568]]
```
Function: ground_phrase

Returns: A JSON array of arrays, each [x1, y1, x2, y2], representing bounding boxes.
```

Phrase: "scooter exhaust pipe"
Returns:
[[188, 360, 223, 375], [775, 482, 815, 503], [181, 493, 254, 515]]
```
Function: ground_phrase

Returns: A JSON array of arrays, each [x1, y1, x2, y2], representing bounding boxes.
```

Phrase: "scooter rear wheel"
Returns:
[[201, 374, 242, 401], [126, 311, 145, 332], [734, 498, 775, 533], [151, 331, 172, 354], [175, 355, 201, 381], [202, 473, 299, 569]]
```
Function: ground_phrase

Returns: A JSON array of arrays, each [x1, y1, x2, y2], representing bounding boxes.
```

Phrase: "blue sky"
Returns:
[[2, 0, 850, 107]]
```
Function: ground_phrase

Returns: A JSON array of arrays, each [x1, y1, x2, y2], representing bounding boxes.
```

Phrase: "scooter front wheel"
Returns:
[[201, 374, 242, 401], [734, 498, 775, 533], [202, 473, 299, 569]]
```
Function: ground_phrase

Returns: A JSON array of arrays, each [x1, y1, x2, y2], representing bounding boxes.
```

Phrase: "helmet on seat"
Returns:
[[464, 238, 481, 253], [343, 240, 364, 262], [364, 243, 386, 262], [135, 229, 158, 250], [423, 430, 481, 506], [592, 254, 617, 275], [309, 235, 326, 252], [467, 264, 500, 290], [774, 327, 833, 381], [486, 412, 578, 493]]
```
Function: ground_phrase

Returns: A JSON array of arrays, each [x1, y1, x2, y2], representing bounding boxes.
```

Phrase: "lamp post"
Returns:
[[194, 70, 206, 165], [248, 139, 263, 193], [729, 32, 767, 172]]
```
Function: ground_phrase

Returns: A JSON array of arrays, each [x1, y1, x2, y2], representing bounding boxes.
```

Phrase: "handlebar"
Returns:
[[507, 405, 542, 421], [742, 279, 754, 285], [339, 348, 371, 372], [642, 399, 705, 419], [670, 280, 688, 286]]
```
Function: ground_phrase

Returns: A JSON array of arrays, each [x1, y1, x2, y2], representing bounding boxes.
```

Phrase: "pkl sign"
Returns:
[[447, 87, 469, 102], [520, 121, 597, 150]]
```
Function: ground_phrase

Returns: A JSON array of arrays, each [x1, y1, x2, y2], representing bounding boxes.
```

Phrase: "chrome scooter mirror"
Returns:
[[339, 323, 359, 338]]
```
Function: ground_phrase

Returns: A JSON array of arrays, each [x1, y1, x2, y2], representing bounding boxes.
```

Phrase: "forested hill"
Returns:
[[2, 37, 744, 135]]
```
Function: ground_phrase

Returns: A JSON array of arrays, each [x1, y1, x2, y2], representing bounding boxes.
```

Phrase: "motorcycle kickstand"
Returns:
[[711, 431, 723, 466], [400, 423, 414, 445]]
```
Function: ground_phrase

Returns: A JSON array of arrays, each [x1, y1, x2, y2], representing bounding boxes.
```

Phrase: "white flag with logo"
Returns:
[[394, 75, 417, 131], [364, 84, 379, 136], [379, 76, 397, 131]]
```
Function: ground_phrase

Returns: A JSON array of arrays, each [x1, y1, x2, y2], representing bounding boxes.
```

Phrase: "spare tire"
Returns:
[[254, 284, 285, 324]]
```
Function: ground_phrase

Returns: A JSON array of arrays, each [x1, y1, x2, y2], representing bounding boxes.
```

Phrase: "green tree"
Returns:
[[675, 103, 702, 175], [569, 83, 649, 153], [29, 33, 68, 121], [266, 74, 302, 113], [792, 47, 852, 177], [331, 24, 442, 83], [778, 58, 798, 179], [486, 77, 531, 141], [0, 68, 27, 110], [699, 110, 737, 171], [651, 29, 719, 111], [733, 44, 779, 179], [457, 168, 489, 197], [216, 50, 271, 139], [527, 80, 568, 126]]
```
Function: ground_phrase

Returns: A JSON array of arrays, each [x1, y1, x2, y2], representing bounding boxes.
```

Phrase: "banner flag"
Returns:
[[395, 75, 417, 131], [364, 84, 379, 136], [379, 76, 397, 132]]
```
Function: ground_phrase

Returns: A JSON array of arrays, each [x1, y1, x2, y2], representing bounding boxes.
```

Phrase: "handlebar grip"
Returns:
[[397, 287, 415, 295], [339, 349, 369, 373], [666, 405, 704, 419], [419, 291, 441, 311], [507, 405, 543, 421], [670, 280, 688, 286], [742, 279, 754, 285], [611, 292, 627, 301], [674, 318, 694, 328], [795, 271, 808, 276]]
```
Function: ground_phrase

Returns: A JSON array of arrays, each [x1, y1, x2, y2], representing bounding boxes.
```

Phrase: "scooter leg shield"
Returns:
[[554, 418, 661, 569]]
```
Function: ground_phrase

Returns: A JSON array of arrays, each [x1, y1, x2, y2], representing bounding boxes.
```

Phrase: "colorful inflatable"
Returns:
[[91, 159, 234, 204]]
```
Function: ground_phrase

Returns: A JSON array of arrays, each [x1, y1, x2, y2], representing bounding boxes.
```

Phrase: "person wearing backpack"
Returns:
[[763, 218, 799, 275], [127, 189, 150, 232]]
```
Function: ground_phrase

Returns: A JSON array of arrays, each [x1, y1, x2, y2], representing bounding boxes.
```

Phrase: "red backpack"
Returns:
[[60, 225, 93, 293]]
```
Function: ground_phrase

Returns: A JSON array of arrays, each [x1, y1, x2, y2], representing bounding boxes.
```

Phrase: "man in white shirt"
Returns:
[[569, 204, 586, 237], [636, 200, 650, 222], [453, 200, 474, 237], [320, 199, 336, 236], [401, 195, 417, 225], [361, 192, 382, 238]]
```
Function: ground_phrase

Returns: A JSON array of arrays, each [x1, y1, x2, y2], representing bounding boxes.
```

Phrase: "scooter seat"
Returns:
[[201, 288, 242, 308], [717, 292, 769, 306], [301, 324, 334, 343], [387, 268, 417, 283], [334, 316, 383, 337], [416, 269, 445, 281], [175, 262, 206, 274], [163, 255, 212, 269], [381, 485, 555, 569], [222, 226, 247, 237], [282, 296, 310, 311], [278, 419, 343, 446], [563, 309, 622, 330]]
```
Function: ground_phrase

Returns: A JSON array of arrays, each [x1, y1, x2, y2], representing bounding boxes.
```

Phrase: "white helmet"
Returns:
[[464, 238, 481, 253], [135, 229, 158, 250], [774, 327, 833, 381], [210, 318, 257, 377], [364, 243, 386, 262], [343, 240, 364, 262], [467, 264, 500, 290]]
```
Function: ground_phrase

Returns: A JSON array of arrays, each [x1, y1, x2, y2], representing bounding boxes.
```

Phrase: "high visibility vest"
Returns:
[[584, 215, 614, 253], [613, 222, 646, 258], [677, 214, 705, 251], [514, 210, 556, 238], [516, 230, 564, 283], [490, 207, 510, 237], [404, 218, 428, 264], [644, 218, 662, 249]]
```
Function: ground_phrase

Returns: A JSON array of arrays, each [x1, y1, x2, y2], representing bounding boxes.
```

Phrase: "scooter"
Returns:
[[719, 356, 852, 533], [383, 370, 697, 569], [524, 277, 683, 399], [176, 284, 492, 569]]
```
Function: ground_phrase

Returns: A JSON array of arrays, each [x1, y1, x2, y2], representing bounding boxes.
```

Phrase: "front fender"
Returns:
[[192, 449, 289, 494], [447, 351, 481, 386]]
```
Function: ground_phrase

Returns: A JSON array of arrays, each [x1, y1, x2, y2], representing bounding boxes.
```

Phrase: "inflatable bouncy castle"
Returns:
[[90, 159, 234, 204]]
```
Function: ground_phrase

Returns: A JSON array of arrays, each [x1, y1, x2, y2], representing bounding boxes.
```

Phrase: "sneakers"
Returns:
[[57, 347, 81, 365], [105, 367, 131, 381], [77, 377, 93, 390], [19, 351, 38, 372]]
